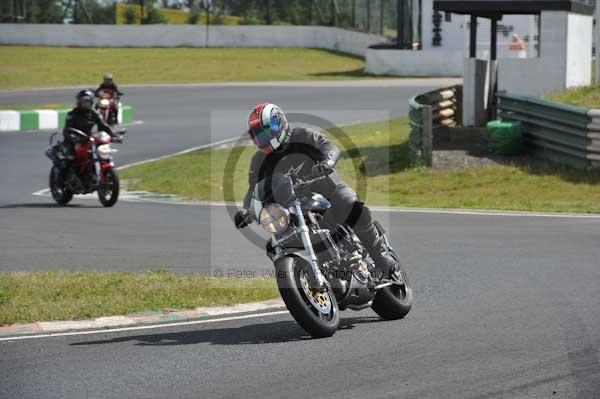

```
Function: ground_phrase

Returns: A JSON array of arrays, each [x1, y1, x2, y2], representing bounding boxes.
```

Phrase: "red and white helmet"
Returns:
[[248, 103, 289, 154]]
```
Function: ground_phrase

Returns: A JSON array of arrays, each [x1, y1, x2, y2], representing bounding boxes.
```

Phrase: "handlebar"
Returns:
[[292, 168, 334, 190]]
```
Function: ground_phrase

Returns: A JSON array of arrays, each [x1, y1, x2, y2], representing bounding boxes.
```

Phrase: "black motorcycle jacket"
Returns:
[[95, 83, 123, 97], [64, 107, 114, 137], [244, 127, 341, 208]]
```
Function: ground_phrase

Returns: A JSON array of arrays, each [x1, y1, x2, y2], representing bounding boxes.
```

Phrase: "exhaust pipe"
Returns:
[[347, 300, 373, 311]]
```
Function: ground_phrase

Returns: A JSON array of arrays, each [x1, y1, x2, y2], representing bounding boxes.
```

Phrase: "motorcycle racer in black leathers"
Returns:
[[94, 73, 124, 98], [235, 103, 398, 279], [63, 89, 116, 159]]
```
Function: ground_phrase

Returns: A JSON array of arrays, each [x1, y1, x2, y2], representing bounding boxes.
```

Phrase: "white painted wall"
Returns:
[[365, 48, 462, 77], [498, 12, 593, 97], [0, 24, 387, 57], [565, 13, 593, 87], [497, 58, 555, 97]]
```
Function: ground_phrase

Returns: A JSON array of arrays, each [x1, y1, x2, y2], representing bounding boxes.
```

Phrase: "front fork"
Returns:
[[292, 200, 328, 290], [91, 143, 102, 185]]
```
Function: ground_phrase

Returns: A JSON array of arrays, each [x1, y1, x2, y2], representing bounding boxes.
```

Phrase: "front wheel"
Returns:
[[275, 256, 340, 338], [97, 168, 119, 207], [371, 249, 413, 320], [49, 166, 73, 205]]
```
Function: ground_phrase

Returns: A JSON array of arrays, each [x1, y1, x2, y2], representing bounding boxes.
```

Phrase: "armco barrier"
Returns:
[[408, 85, 462, 166], [496, 92, 600, 169], [0, 106, 133, 132]]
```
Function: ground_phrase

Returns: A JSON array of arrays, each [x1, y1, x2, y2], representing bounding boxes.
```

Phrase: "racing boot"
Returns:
[[360, 226, 398, 281]]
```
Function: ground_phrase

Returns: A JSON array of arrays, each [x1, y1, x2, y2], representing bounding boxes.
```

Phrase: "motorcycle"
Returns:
[[45, 127, 125, 207], [96, 90, 121, 126], [237, 170, 413, 337]]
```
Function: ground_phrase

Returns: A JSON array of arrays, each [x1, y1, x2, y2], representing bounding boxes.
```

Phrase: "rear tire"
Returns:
[[49, 166, 73, 205], [371, 249, 413, 320], [97, 168, 119, 207], [275, 256, 339, 338]]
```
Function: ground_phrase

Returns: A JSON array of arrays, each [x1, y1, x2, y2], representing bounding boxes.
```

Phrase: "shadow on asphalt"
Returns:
[[0, 202, 101, 209], [70, 316, 385, 347]]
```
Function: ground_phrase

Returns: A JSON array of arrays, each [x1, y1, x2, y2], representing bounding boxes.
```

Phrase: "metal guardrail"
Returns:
[[408, 85, 462, 166], [497, 92, 600, 169]]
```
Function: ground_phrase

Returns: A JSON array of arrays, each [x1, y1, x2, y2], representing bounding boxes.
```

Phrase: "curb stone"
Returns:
[[0, 299, 285, 337], [0, 106, 133, 132]]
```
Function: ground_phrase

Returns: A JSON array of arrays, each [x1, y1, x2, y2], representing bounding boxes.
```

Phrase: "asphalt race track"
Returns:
[[1, 80, 599, 398], [0, 80, 453, 271]]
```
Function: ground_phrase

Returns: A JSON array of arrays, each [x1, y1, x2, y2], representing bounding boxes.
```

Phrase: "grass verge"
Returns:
[[121, 118, 600, 213], [0, 270, 277, 325], [0, 103, 70, 110], [546, 84, 600, 109], [0, 46, 369, 90]]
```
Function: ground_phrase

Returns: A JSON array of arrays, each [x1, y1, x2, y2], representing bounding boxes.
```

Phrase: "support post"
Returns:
[[422, 106, 433, 167], [469, 15, 477, 58], [488, 16, 498, 120], [380, 0, 385, 35], [205, 2, 210, 48], [396, 0, 401, 47]]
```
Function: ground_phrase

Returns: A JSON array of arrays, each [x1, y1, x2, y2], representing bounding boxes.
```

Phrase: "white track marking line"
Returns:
[[116, 136, 243, 171], [0, 310, 289, 342], [369, 207, 600, 219]]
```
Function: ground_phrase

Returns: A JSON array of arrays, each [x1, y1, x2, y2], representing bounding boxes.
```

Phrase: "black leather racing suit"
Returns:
[[94, 83, 123, 97], [243, 127, 392, 271], [63, 107, 115, 158]]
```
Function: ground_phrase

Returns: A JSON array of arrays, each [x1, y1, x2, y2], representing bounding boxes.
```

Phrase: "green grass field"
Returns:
[[0, 103, 70, 110], [0, 271, 277, 325], [546, 84, 600, 109], [121, 118, 600, 213], [0, 46, 368, 90]]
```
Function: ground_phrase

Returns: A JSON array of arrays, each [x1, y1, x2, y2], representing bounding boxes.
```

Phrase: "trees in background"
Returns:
[[0, 0, 401, 36]]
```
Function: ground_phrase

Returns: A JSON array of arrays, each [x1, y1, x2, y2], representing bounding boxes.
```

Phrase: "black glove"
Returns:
[[311, 162, 333, 177], [234, 209, 252, 229]]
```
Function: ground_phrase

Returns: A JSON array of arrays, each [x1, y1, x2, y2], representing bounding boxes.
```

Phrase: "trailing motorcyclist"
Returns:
[[94, 73, 124, 99], [94, 73, 123, 125], [63, 89, 118, 160], [235, 103, 399, 280]]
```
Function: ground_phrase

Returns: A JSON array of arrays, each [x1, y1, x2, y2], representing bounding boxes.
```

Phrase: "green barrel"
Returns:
[[486, 120, 523, 155]]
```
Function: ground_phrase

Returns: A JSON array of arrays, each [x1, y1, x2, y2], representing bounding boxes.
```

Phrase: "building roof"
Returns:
[[433, 0, 594, 16]]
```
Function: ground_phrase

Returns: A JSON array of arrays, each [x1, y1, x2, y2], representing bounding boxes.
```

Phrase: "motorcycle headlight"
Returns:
[[99, 99, 110, 107], [259, 204, 289, 234], [97, 144, 112, 160]]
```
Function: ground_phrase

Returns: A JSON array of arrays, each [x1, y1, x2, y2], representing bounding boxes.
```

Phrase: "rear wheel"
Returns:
[[49, 166, 73, 205], [276, 256, 339, 338], [97, 168, 119, 207], [371, 249, 413, 320]]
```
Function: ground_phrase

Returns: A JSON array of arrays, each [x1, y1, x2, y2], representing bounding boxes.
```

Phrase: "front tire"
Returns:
[[275, 256, 340, 338], [49, 166, 73, 205], [97, 168, 119, 207], [371, 249, 413, 320]]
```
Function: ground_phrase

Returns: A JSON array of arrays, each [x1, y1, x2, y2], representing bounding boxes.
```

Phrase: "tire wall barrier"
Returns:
[[408, 85, 462, 166], [496, 92, 600, 169], [0, 106, 133, 132]]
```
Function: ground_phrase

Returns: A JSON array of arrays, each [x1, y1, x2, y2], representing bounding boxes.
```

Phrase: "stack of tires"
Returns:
[[486, 120, 523, 155]]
